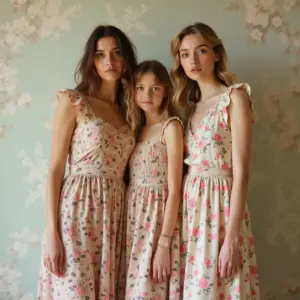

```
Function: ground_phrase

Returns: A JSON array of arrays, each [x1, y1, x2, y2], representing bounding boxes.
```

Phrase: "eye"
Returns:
[[114, 49, 122, 56], [95, 52, 105, 59], [136, 86, 144, 91], [152, 86, 161, 92], [199, 48, 207, 54], [180, 53, 189, 59]]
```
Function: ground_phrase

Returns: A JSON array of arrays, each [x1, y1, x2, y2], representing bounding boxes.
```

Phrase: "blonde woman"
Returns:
[[171, 23, 260, 299]]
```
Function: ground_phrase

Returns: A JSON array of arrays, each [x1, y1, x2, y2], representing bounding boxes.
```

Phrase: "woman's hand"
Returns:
[[218, 237, 240, 278], [43, 231, 65, 277], [152, 245, 170, 283]]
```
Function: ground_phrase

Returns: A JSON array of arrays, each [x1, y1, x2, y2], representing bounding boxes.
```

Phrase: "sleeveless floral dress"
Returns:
[[180, 84, 260, 299], [38, 90, 135, 300], [124, 117, 182, 300]]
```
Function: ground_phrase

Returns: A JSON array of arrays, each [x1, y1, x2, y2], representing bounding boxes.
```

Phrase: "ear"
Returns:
[[214, 52, 220, 62]]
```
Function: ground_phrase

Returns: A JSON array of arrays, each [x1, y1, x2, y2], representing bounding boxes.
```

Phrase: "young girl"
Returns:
[[171, 23, 260, 299], [124, 60, 183, 299], [38, 25, 137, 299]]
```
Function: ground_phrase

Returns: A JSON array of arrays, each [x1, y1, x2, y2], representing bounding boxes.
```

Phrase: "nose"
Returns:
[[105, 53, 114, 66], [191, 52, 199, 64], [145, 88, 152, 99]]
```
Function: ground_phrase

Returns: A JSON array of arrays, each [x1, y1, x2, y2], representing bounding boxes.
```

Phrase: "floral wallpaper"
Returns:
[[0, 0, 299, 299]]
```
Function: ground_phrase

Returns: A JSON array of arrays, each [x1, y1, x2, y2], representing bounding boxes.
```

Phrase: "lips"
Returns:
[[105, 69, 118, 72], [191, 68, 202, 72]]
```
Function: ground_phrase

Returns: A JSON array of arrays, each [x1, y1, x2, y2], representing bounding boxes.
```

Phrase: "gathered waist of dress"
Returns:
[[128, 179, 168, 188], [68, 165, 123, 180], [187, 166, 233, 178]]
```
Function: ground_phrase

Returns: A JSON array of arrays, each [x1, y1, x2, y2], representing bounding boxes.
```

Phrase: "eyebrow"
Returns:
[[95, 47, 119, 52], [179, 44, 208, 52], [136, 83, 162, 86]]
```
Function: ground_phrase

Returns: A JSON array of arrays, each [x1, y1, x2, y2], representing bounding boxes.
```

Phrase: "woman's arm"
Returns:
[[226, 88, 253, 241], [46, 92, 77, 235], [43, 92, 76, 277], [218, 88, 253, 278]]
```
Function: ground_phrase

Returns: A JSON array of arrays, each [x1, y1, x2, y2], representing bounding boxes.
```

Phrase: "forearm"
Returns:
[[226, 174, 249, 241], [45, 169, 65, 235], [160, 191, 180, 240]]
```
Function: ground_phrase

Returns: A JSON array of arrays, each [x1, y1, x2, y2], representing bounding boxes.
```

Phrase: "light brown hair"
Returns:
[[170, 22, 236, 124], [127, 60, 174, 137]]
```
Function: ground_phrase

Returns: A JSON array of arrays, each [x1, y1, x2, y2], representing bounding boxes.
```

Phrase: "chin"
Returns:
[[189, 73, 208, 82], [102, 74, 122, 82]]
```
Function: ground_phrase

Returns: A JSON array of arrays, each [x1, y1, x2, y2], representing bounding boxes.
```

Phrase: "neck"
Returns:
[[145, 111, 164, 126], [97, 80, 119, 104], [197, 75, 222, 101]]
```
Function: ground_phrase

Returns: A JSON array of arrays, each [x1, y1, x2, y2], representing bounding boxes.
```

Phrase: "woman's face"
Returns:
[[179, 33, 219, 81], [94, 36, 125, 82]]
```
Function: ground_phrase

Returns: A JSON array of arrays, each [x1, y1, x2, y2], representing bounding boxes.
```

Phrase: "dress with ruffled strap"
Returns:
[[37, 90, 135, 300], [181, 84, 260, 299]]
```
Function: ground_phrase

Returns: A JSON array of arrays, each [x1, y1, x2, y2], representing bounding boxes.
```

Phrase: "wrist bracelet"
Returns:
[[158, 243, 169, 249], [159, 233, 172, 239]]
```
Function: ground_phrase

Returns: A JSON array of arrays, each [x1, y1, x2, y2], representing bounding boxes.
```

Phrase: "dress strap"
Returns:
[[56, 89, 95, 121], [160, 116, 183, 144]]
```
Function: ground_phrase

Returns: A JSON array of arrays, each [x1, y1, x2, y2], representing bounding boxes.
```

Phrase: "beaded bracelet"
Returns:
[[159, 233, 172, 239]]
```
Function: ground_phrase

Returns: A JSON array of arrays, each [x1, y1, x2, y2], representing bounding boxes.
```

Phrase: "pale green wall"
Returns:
[[1, 0, 300, 299]]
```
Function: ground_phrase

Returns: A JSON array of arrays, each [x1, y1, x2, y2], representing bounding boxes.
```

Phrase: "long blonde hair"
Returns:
[[170, 22, 236, 124], [127, 60, 174, 138]]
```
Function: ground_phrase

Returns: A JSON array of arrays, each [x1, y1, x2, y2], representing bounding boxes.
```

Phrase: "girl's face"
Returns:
[[135, 72, 166, 114], [93, 36, 125, 82], [179, 33, 219, 82]]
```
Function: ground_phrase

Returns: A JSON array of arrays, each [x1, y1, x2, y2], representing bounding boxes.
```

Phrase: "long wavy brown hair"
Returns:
[[127, 60, 174, 138], [74, 25, 137, 117], [170, 22, 236, 124]]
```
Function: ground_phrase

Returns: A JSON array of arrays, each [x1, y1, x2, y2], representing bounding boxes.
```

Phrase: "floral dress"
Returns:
[[124, 117, 182, 300], [180, 83, 260, 299], [37, 90, 135, 300]]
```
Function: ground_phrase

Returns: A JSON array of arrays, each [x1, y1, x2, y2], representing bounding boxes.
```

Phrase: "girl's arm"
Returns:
[[159, 120, 184, 244], [152, 119, 183, 283]]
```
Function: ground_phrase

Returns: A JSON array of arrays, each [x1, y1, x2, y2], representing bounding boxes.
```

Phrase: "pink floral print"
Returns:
[[124, 117, 182, 300], [37, 90, 135, 300], [181, 84, 260, 299]]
